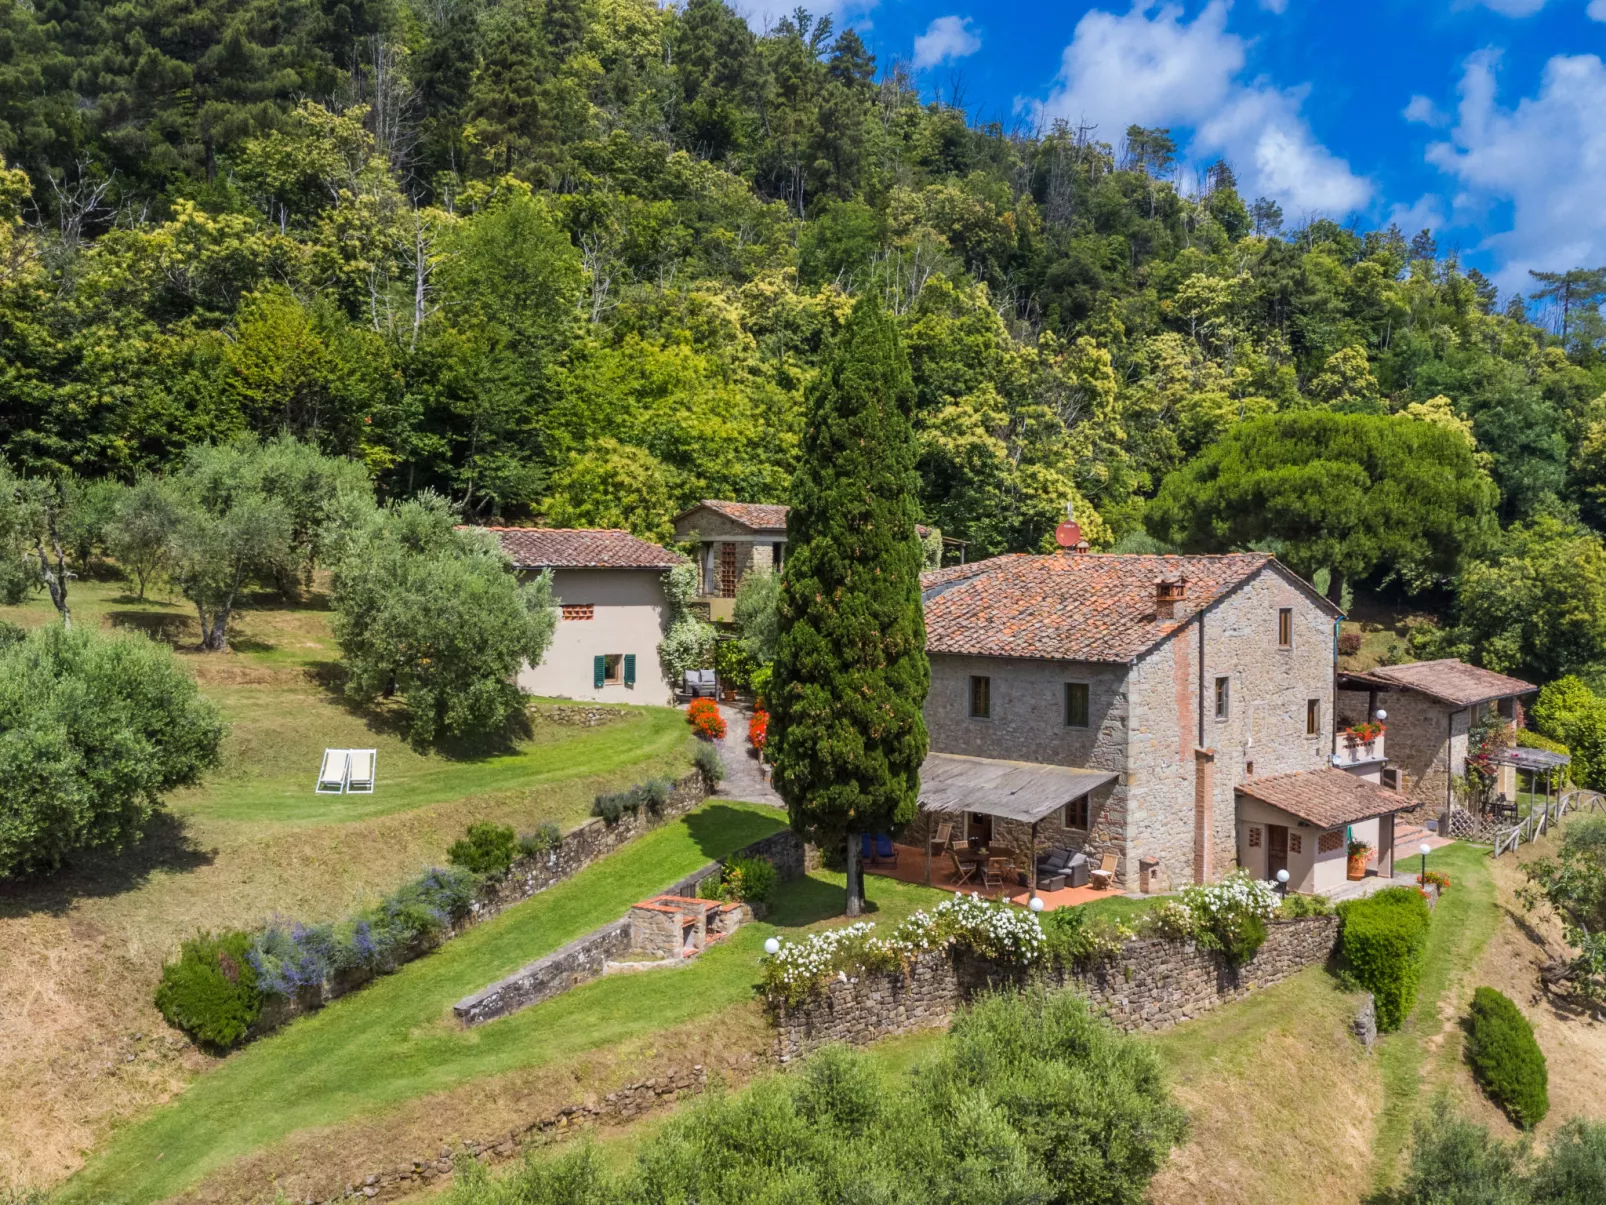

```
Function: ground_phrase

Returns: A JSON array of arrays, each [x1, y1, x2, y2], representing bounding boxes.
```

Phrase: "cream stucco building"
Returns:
[[481, 528, 683, 705]]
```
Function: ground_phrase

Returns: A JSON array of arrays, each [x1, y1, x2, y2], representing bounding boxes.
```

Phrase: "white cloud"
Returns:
[[1590, 0, 1606, 21], [1425, 49, 1606, 288], [1388, 195, 1449, 236], [913, 15, 982, 70], [1403, 94, 1449, 126], [1259, 0, 1289, 11], [1025, 2, 1370, 215], [1468, 0, 1549, 14]]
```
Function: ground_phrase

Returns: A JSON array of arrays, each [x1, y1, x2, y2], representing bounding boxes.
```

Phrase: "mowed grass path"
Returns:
[[62, 802, 795, 1205]]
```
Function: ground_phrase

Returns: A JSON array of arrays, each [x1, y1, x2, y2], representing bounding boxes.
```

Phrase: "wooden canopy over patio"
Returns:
[[916, 753, 1119, 896]]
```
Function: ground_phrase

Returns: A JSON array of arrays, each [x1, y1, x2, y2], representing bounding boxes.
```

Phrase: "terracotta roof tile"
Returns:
[[683, 500, 791, 531], [921, 552, 1334, 663], [475, 528, 684, 570], [1237, 768, 1416, 828], [1343, 659, 1536, 707]]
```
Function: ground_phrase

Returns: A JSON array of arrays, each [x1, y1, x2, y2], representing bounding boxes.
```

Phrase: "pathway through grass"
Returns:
[[1367, 843, 1501, 1190]]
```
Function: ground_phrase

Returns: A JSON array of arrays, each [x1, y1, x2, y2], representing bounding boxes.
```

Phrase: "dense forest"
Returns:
[[3, 0, 1606, 677]]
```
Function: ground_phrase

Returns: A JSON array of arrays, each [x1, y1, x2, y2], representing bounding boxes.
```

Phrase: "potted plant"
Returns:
[[1343, 720, 1385, 752], [1346, 839, 1373, 881]]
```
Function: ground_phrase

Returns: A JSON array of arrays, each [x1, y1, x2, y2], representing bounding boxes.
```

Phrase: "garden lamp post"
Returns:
[[1275, 868, 1289, 899], [1419, 842, 1431, 884], [763, 937, 780, 956], [1029, 896, 1045, 914]]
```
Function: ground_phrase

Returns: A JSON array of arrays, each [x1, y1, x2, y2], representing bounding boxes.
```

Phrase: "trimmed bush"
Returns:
[[447, 821, 518, 877], [1467, 986, 1549, 1129], [518, 821, 562, 858], [591, 787, 641, 825], [1337, 631, 1363, 656], [1337, 885, 1432, 1031], [720, 855, 779, 904], [642, 776, 675, 810], [1277, 893, 1334, 920], [694, 741, 726, 788], [154, 930, 263, 1051]]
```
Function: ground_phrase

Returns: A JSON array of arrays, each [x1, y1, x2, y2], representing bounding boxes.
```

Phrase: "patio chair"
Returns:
[[683, 669, 718, 699], [316, 748, 350, 794], [860, 832, 876, 865], [929, 822, 953, 858], [346, 749, 377, 794], [1089, 853, 1117, 891], [981, 857, 1007, 897], [874, 833, 898, 868], [948, 849, 978, 888]]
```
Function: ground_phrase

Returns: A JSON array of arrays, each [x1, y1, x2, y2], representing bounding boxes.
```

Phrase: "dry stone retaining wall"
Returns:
[[768, 914, 1340, 1060], [529, 702, 633, 728], [251, 770, 710, 1039], [454, 829, 814, 1026]]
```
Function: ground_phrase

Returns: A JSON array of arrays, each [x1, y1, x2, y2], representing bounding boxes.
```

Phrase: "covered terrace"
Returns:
[[863, 753, 1122, 910]]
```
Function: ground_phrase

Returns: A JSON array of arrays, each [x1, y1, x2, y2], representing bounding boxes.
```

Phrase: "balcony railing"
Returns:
[[1334, 729, 1385, 766]]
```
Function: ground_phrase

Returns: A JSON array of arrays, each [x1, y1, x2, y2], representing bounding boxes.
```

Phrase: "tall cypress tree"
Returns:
[[768, 294, 929, 917]]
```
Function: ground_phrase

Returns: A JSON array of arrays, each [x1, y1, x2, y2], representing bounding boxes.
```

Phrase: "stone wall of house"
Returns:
[[920, 652, 1131, 878], [1342, 687, 1471, 812], [1126, 568, 1335, 891], [768, 914, 1340, 1061]]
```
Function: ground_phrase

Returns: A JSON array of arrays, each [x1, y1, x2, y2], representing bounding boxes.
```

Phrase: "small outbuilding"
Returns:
[[1236, 768, 1416, 895]]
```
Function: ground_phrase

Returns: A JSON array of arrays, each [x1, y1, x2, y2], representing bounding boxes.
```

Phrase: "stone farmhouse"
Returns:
[[914, 551, 1416, 894], [673, 499, 950, 622], [482, 528, 683, 705], [1338, 660, 1536, 813], [671, 501, 790, 622]]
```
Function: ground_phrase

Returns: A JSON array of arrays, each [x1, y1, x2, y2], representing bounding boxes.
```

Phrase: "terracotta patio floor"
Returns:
[[863, 843, 1140, 911]]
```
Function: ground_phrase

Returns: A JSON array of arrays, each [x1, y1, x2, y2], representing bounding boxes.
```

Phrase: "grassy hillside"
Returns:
[[0, 580, 700, 1191]]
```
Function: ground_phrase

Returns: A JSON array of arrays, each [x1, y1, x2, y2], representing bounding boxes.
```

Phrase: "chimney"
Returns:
[[1155, 576, 1188, 620]]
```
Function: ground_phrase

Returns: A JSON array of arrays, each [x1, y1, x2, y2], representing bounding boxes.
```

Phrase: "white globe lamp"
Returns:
[[1028, 896, 1045, 913], [1419, 842, 1432, 885], [1376, 709, 1388, 721], [763, 937, 781, 956], [1275, 867, 1290, 898]]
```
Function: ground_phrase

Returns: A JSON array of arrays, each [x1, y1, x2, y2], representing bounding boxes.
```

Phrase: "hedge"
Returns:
[[1336, 885, 1432, 1031], [154, 930, 263, 1051], [1467, 986, 1549, 1129]]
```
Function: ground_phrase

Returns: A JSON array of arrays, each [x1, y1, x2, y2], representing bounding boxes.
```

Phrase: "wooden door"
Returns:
[[719, 542, 738, 596], [1267, 824, 1289, 881]]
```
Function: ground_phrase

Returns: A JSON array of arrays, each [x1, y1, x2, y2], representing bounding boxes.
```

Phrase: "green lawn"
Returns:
[[61, 802, 794, 1203], [1367, 842, 1500, 1190]]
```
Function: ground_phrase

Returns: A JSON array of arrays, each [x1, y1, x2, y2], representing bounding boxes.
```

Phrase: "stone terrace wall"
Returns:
[[454, 921, 632, 1026], [529, 702, 633, 728], [769, 914, 1339, 1061], [454, 829, 815, 1026], [251, 770, 710, 1039]]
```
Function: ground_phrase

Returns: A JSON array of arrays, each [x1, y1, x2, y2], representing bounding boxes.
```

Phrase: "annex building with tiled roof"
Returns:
[[1337, 658, 1538, 813], [914, 549, 1415, 895], [474, 527, 682, 705]]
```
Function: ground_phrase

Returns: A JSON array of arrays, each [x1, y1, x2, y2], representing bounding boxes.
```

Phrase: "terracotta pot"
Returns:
[[1346, 852, 1369, 881]]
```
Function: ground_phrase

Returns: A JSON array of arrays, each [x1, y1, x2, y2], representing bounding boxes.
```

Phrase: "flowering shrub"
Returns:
[[1344, 721, 1386, 744], [1041, 905, 1134, 964], [1176, 872, 1281, 966], [687, 697, 727, 740], [749, 708, 769, 752], [761, 894, 1043, 1005], [719, 855, 779, 904], [1419, 869, 1451, 892]]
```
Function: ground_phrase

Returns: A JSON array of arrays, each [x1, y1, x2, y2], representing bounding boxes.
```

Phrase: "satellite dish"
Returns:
[[1055, 522, 1083, 548]]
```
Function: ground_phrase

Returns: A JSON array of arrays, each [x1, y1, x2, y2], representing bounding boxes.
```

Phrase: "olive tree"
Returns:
[[0, 625, 224, 877], [330, 493, 558, 747]]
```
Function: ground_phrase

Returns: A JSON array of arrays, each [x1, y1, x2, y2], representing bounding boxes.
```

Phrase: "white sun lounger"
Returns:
[[316, 748, 351, 794], [346, 748, 377, 794]]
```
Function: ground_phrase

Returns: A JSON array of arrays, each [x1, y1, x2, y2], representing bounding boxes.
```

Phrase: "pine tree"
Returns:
[[767, 295, 930, 917]]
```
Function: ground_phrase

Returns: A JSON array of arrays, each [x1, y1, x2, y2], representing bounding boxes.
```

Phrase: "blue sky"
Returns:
[[740, 0, 1606, 295]]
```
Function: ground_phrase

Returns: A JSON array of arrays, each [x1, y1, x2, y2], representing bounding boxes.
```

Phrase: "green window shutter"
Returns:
[[594, 655, 606, 689], [623, 654, 637, 687]]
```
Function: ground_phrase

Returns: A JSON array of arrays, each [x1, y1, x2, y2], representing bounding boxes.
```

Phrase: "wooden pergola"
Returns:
[[916, 753, 1118, 897]]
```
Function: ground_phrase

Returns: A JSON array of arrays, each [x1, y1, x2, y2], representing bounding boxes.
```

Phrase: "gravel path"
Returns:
[[711, 704, 783, 808]]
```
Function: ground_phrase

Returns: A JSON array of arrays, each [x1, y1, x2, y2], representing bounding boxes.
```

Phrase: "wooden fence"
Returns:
[[1492, 789, 1606, 857]]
